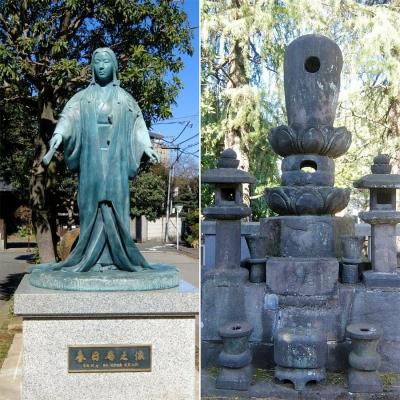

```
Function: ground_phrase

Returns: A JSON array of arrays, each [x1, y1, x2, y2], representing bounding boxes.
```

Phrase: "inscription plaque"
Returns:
[[68, 345, 151, 373]]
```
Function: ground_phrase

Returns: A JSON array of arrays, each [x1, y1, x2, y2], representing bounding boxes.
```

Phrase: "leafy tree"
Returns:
[[130, 164, 167, 222], [201, 0, 400, 216], [0, 0, 192, 260]]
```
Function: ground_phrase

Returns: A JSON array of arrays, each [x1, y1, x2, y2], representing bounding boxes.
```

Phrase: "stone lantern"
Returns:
[[354, 154, 400, 287], [201, 149, 256, 359], [202, 148, 256, 280]]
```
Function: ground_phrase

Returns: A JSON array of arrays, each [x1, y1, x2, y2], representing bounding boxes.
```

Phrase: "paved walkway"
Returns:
[[0, 248, 32, 309], [0, 242, 199, 400]]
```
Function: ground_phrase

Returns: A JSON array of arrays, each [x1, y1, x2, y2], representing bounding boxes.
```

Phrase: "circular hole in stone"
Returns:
[[304, 56, 320, 73], [232, 325, 241, 330], [360, 328, 370, 332], [300, 160, 317, 173]]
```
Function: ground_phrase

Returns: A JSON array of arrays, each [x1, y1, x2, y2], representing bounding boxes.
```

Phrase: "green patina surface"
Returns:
[[30, 48, 177, 291]]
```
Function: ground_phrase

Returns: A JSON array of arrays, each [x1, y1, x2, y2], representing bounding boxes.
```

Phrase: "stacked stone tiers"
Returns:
[[354, 155, 400, 287], [263, 35, 353, 391]]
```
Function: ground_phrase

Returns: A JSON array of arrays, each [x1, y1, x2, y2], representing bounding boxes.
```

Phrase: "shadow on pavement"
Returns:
[[14, 254, 34, 262], [0, 272, 26, 301], [6, 241, 37, 249]]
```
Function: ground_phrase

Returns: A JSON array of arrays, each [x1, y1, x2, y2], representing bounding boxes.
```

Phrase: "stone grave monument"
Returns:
[[14, 47, 198, 400], [202, 34, 400, 399]]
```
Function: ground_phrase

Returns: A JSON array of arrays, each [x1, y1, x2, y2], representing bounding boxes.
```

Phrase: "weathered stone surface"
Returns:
[[274, 327, 327, 391], [215, 364, 253, 391], [354, 174, 400, 189], [260, 215, 355, 259], [350, 288, 400, 341], [347, 368, 382, 393], [15, 275, 198, 316], [341, 235, 364, 264], [346, 323, 383, 393], [218, 321, 253, 368], [281, 154, 335, 186], [341, 263, 359, 284], [201, 278, 247, 341], [275, 366, 326, 391], [266, 257, 339, 296], [349, 287, 400, 372], [269, 125, 351, 159], [202, 369, 400, 399], [216, 321, 253, 391], [244, 234, 268, 283], [244, 234, 268, 259], [265, 186, 350, 216], [363, 271, 400, 288], [274, 327, 327, 369], [283, 34, 343, 133], [278, 304, 344, 341]]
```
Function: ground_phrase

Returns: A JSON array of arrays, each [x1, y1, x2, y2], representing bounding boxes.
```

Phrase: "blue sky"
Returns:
[[150, 0, 199, 166]]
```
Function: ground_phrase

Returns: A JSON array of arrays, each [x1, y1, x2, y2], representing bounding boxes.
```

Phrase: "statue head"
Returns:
[[91, 47, 119, 86]]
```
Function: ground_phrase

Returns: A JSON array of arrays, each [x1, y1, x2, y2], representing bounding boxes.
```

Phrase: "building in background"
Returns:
[[149, 131, 170, 166]]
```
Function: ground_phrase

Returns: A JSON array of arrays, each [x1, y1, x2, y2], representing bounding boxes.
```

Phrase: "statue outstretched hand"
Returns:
[[144, 147, 160, 164], [42, 133, 62, 165]]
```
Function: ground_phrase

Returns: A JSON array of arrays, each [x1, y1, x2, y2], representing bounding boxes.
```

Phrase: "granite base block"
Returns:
[[15, 276, 199, 400]]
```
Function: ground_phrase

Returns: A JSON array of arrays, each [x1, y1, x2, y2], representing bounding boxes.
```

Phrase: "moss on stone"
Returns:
[[381, 372, 400, 387]]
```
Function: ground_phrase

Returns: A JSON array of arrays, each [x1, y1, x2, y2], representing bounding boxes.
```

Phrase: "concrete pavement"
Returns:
[[0, 242, 199, 400]]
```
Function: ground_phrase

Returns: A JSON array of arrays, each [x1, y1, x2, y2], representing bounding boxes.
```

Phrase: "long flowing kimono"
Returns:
[[37, 83, 155, 272]]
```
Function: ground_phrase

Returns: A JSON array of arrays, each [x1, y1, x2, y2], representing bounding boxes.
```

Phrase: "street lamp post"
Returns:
[[175, 204, 183, 250]]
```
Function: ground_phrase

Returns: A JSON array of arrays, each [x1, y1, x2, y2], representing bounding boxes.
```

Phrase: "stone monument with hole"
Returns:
[[201, 33, 400, 399]]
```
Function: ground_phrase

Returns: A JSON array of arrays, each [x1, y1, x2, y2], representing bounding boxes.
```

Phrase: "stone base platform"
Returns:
[[201, 369, 400, 399], [363, 271, 400, 288], [14, 276, 199, 400]]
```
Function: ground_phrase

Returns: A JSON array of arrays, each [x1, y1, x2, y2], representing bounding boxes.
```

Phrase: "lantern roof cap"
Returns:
[[202, 149, 256, 184], [354, 154, 400, 189]]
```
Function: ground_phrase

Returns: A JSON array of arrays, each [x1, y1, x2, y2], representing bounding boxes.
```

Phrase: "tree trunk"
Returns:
[[30, 100, 57, 262], [225, 20, 251, 204]]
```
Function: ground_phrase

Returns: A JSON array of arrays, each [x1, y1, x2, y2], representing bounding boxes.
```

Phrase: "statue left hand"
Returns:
[[144, 148, 160, 164]]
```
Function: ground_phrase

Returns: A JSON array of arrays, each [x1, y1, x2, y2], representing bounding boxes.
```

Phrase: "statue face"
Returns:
[[93, 51, 114, 85]]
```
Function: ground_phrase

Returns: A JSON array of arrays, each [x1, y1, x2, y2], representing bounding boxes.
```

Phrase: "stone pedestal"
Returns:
[[216, 321, 253, 390], [346, 323, 382, 393], [274, 327, 327, 391], [15, 276, 198, 400]]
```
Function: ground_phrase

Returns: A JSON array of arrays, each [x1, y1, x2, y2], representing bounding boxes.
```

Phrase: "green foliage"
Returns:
[[182, 208, 199, 248], [201, 0, 400, 216], [130, 164, 167, 222], [0, 0, 192, 122], [17, 225, 32, 238], [0, 0, 193, 225]]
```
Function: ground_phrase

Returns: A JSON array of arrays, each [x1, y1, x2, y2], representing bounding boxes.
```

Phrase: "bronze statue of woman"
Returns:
[[30, 48, 178, 291]]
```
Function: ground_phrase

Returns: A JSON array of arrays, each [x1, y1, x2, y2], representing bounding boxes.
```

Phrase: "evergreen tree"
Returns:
[[0, 0, 192, 260], [201, 0, 400, 216]]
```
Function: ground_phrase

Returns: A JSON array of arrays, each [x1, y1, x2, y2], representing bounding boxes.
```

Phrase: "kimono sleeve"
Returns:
[[53, 92, 82, 172], [128, 100, 154, 177]]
